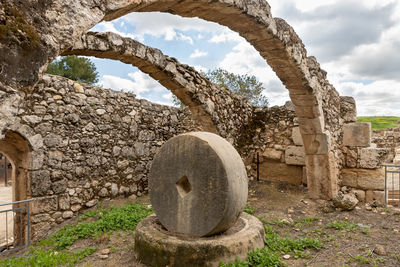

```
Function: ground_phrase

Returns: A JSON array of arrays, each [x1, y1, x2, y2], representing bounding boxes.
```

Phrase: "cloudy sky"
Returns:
[[90, 0, 400, 116]]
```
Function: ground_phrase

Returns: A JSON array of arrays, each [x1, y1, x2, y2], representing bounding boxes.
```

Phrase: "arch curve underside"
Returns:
[[0, 0, 343, 199]]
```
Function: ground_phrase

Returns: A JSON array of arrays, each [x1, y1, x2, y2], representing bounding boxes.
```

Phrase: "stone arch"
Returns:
[[0, 0, 342, 199], [0, 130, 31, 246], [62, 31, 253, 143]]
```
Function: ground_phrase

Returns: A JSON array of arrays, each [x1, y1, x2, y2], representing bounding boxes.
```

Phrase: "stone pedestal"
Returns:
[[134, 213, 265, 267]]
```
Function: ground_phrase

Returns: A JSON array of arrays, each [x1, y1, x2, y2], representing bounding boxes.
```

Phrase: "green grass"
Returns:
[[1, 203, 152, 267], [43, 203, 153, 250], [244, 205, 255, 215], [357, 116, 400, 130], [0, 247, 97, 267], [326, 220, 358, 232], [221, 225, 324, 266]]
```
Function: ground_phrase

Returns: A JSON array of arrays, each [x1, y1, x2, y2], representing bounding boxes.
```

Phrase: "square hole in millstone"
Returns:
[[176, 175, 192, 198]]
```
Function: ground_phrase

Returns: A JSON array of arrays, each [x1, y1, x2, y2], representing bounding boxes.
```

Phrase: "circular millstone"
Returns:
[[149, 132, 248, 237], [134, 213, 265, 267]]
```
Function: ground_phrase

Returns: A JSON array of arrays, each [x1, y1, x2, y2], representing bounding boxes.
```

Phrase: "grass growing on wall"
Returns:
[[357, 116, 400, 130]]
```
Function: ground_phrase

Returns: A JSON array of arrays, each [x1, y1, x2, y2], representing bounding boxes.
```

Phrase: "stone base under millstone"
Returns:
[[134, 213, 265, 267]]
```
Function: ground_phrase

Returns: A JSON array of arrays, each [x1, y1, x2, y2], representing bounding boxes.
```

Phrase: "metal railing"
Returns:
[[383, 164, 400, 207], [0, 199, 35, 254]]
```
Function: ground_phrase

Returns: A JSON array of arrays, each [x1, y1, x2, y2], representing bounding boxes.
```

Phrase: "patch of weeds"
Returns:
[[360, 228, 370, 236], [220, 248, 285, 267], [244, 205, 255, 215], [348, 250, 387, 266], [326, 220, 358, 231], [311, 229, 328, 238], [223, 225, 324, 266], [397, 253, 400, 261], [266, 218, 290, 227], [264, 225, 324, 257], [0, 246, 97, 267], [348, 255, 371, 265], [78, 208, 107, 221], [49, 203, 152, 250], [293, 217, 320, 227]]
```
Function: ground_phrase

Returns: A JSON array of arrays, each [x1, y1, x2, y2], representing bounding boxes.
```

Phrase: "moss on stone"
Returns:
[[0, 3, 40, 48]]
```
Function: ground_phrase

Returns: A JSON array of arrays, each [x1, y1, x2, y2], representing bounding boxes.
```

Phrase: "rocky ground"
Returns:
[[2, 180, 400, 266]]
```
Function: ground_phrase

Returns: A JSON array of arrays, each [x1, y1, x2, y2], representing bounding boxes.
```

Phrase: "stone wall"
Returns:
[[372, 128, 400, 162], [9, 73, 308, 240], [339, 110, 392, 205], [0, 0, 346, 200], [64, 32, 254, 144], [16, 74, 199, 240], [243, 103, 305, 185]]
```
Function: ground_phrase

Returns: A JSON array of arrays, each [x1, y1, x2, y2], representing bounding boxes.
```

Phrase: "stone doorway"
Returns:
[[0, 153, 13, 249], [0, 131, 31, 250]]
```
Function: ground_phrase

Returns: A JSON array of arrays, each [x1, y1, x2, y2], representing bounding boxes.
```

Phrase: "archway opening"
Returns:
[[0, 153, 13, 250], [0, 131, 31, 251]]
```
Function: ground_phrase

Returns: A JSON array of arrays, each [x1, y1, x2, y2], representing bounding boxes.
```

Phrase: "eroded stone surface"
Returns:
[[64, 32, 253, 141], [285, 146, 305, 166], [149, 132, 248, 237], [134, 213, 265, 267], [343, 123, 371, 147]]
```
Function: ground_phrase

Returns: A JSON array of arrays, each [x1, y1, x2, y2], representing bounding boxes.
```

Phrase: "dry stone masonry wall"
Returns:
[[16, 74, 199, 240], [0, 0, 347, 199], [1, 0, 397, 241], [63, 31, 254, 144]]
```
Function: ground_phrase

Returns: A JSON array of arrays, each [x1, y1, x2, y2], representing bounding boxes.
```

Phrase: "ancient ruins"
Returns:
[[0, 0, 395, 247], [135, 132, 264, 266]]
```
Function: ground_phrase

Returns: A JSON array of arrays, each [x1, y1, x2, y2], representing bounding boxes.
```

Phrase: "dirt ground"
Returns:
[[4, 180, 400, 266], [0, 186, 13, 245]]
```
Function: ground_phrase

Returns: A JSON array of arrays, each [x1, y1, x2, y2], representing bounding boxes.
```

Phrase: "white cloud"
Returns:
[[193, 65, 208, 73], [218, 40, 289, 106], [162, 92, 173, 101], [189, 49, 208, 58], [122, 12, 225, 43], [100, 71, 166, 97], [92, 21, 142, 41], [209, 31, 241, 43]]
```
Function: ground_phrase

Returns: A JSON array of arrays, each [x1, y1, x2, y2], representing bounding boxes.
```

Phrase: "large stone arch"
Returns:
[[0, 0, 342, 199], [62, 31, 253, 143]]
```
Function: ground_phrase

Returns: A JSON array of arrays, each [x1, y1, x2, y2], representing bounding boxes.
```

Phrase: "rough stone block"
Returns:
[[360, 147, 391, 169], [297, 116, 325, 134], [285, 146, 305, 165], [365, 190, 385, 205], [356, 168, 385, 190], [352, 190, 366, 202], [302, 132, 330, 155], [293, 104, 322, 119], [31, 170, 51, 197], [259, 160, 303, 185], [306, 152, 339, 199], [262, 148, 283, 161], [341, 169, 358, 188], [291, 127, 303, 146], [31, 196, 58, 215], [343, 123, 371, 147], [340, 96, 357, 123], [344, 147, 358, 168]]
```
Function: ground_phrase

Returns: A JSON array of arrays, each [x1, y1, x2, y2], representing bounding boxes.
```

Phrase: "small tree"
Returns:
[[46, 55, 99, 84], [205, 68, 268, 107], [172, 68, 268, 107]]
